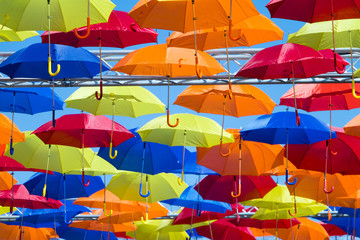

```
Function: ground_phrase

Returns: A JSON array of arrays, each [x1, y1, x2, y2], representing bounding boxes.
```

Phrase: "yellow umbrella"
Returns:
[[0, 25, 38, 42]]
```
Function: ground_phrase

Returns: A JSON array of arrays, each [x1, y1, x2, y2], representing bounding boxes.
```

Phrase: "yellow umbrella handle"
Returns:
[[74, 17, 91, 39], [178, 175, 184, 186], [109, 142, 117, 159], [48, 56, 60, 77], [228, 19, 242, 41], [103, 202, 113, 217], [42, 184, 47, 197], [141, 212, 148, 224], [352, 78, 360, 99]]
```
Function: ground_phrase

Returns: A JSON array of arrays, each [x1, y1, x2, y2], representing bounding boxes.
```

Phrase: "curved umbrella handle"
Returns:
[[323, 179, 334, 194], [64, 215, 73, 224], [333, 51, 346, 74], [328, 209, 332, 221], [295, 109, 300, 127], [109, 143, 117, 160], [141, 212, 148, 224], [231, 185, 241, 198], [48, 56, 60, 77], [82, 170, 90, 187], [10, 138, 14, 155], [228, 19, 242, 41], [139, 181, 150, 198], [42, 184, 47, 197], [178, 176, 184, 186], [95, 80, 103, 100], [103, 202, 113, 217], [288, 202, 297, 217], [74, 17, 91, 39], [167, 109, 179, 127], [285, 169, 297, 185], [195, 56, 203, 79], [352, 76, 360, 99], [219, 139, 231, 157]]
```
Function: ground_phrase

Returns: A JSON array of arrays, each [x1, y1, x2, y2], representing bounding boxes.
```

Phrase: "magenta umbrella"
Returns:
[[41, 10, 158, 99], [235, 43, 348, 125]]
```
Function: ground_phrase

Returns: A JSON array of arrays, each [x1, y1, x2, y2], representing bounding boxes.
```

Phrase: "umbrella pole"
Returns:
[[196, 174, 201, 216], [141, 175, 149, 223], [95, 31, 103, 100], [330, 0, 345, 74], [275, 204, 278, 240], [224, 30, 233, 99], [103, 174, 113, 217], [228, 0, 242, 41], [349, 32, 360, 98], [352, 207, 356, 240], [290, 216, 294, 240], [219, 96, 230, 157], [10, 171, 14, 214], [191, 0, 202, 78], [139, 142, 150, 197], [9, 92, 15, 155], [109, 99, 117, 159], [291, 62, 300, 127], [47, 0, 60, 78], [324, 140, 334, 196], [42, 145, 51, 198], [288, 185, 297, 217], [132, 222, 137, 240], [63, 174, 73, 224], [178, 130, 187, 185], [82, 131, 90, 187], [208, 218, 214, 240], [166, 77, 179, 127], [231, 136, 241, 198], [285, 128, 297, 185]]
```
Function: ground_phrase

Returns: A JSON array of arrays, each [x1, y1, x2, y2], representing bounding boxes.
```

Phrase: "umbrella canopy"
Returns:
[[197, 129, 284, 176], [234, 218, 301, 229], [167, 14, 283, 50], [174, 85, 276, 117], [137, 113, 234, 147], [0, 223, 55, 240], [65, 86, 165, 117], [240, 111, 336, 145], [23, 173, 104, 200], [196, 175, 277, 204], [57, 224, 118, 240], [0, 43, 110, 80], [129, 0, 259, 33], [280, 83, 360, 111], [111, 44, 225, 77], [41, 10, 158, 48], [235, 43, 348, 79], [317, 216, 360, 238], [0, 113, 24, 145], [162, 186, 231, 213], [97, 129, 183, 174], [69, 220, 134, 233], [107, 172, 188, 203], [319, 222, 347, 236], [266, 218, 330, 240], [0, 0, 115, 32], [33, 113, 134, 148], [0, 184, 63, 210], [0, 172, 17, 191], [344, 114, 360, 137], [261, 161, 298, 176], [196, 219, 256, 240], [171, 151, 217, 175], [0, 25, 38, 42]]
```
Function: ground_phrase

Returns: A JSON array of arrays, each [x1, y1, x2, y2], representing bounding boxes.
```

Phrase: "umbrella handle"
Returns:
[[141, 212, 148, 224], [167, 109, 179, 127], [95, 80, 103, 100], [10, 138, 14, 155], [139, 181, 150, 198], [352, 230, 356, 240], [219, 139, 231, 157], [109, 143, 117, 159], [178, 176, 184, 186], [74, 17, 91, 39], [295, 109, 300, 127], [288, 202, 297, 217], [195, 56, 203, 79], [328, 209, 332, 221], [228, 19, 242, 41], [285, 169, 297, 185], [82, 171, 90, 187], [48, 56, 60, 77], [323, 179, 334, 194], [231, 185, 241, 198], [333, 51, 346, 74], [103, 202, 113, 217], [352, 76, 360, 99], [42, 184, 47, 197], [64, 216, 73, 225]]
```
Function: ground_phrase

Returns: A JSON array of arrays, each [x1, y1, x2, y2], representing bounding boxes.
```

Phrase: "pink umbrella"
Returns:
[[41, 10, 158, 99]]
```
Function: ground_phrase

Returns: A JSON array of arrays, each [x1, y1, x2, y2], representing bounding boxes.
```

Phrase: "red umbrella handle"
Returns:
[[228, 19, 242, 41], [323, 179, 334, 194], [74, 17, 91, 39], [95, 80, 103, 100], [167, 109, 179, 127], [82, 170, 90, 187]]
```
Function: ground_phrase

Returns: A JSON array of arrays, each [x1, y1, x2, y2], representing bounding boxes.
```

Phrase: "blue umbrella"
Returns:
[[241, 111, 336, 185], [98, 129, 184, 197], [316, 216, 358, 238], [161, 186, 231, 215], [0, 87, 64, 154], [171, 151, 218, 176], [57, 224, 118, 240]]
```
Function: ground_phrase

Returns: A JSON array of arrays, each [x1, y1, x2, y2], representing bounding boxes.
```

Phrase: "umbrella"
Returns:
[[0, 222, 55, 240], [57, 224, 118, 240], [195, 219, 256, 240], [261, 161, 298, 177], [111, 44, 225, 127], [234, 218, 301, 229], [42, 10, 158, 99], [171, 151, 217, 176], [235, 43, 349, 126], [137, 113, 234, 184], [0, 184, 63, 213], [0, 172, 17, 191], [240, 111, 336, 185], [0, 25, 38, 42], [69, 220, 134, 233], [344, 114, 360, 137], [162, 186, 232, 214], [0, 113, 24, 146], [319, 222, 347, 236]]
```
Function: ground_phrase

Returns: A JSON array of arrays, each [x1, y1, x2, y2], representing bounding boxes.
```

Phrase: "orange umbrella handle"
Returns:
[[219, 139, 230, 157], [352, 230, 356, 240], [323, 179, 334, 194], [228, 19, 242, 41], [231, 185, 241, 198], [328, 210, 332, 221], [288, 202, 297, 217], [195, 56, 203, 78], [74, 17, 91, 39], [167, 109, 179, 127], [82, 170, 90, 187], [95, 80, 103, 100], [103, 202, 113, 217], [333, 51, 346, 74]]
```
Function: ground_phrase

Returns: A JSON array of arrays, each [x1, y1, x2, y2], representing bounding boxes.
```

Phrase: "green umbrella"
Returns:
[[137, 113, 234, 184], [0, 25, 38, 42], [287, 19, 359, 99]]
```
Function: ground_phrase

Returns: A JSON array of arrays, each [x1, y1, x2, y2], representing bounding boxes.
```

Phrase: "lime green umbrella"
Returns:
[[0, 25, 38, 42], [65, 86, 165, 118], [287, 19, 359, 99], [137, 113, 234, 184], [66, 156, 118, 176], [0, 206, 11, 216]]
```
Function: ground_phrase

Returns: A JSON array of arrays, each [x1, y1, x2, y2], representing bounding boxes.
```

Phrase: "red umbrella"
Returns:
[[33, 113, 134, 187], [0, 185, 63, 213], [320, 222, 347, 236], [235, 43, 348, 125], [228, 218, 301, 229], [196, 219, 256, 240], [41, 10, 158, 100]]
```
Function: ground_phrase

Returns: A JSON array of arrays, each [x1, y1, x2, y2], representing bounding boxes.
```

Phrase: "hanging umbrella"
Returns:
[[195, 219, 256, 240], [41, 10, 158, 99], [0, 172, 17, 191], [0, 25, 38, 42], [0, 223, 55, 240], [57, 224, 118, 240], [344, 114, 360, 137], [171, 151, 217, 176], [69, 220, 134, 233], [0, 113, 24, 145], [162, 186, 231, 214], [234, 218, 301, 229], [319, 222, 347, 237], [261, 161, 298, 177], [137, 113, 234, 184], [112, 44, 225, 127], [317, 216, 360, 238]]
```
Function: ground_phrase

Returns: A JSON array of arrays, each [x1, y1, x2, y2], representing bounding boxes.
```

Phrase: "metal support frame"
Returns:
[[0, 48, 359, 88]]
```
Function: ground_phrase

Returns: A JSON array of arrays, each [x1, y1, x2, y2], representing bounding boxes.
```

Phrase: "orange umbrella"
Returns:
[[0, 172, 17, 191], [266, 218, 330, 240], [262, 161, 298, 177], [69, 220, 134, 233], [0, 222, 56, 240], [112, 43, 225, 127], [344, 114, 360, 137], [197, 129, 284, 176], [0, 113, 24, 145]]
